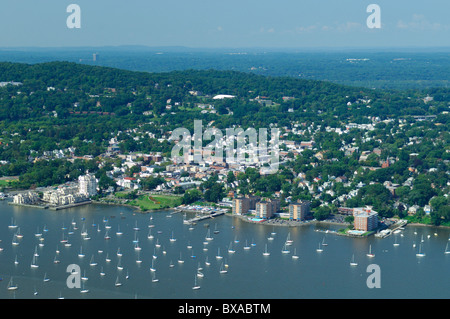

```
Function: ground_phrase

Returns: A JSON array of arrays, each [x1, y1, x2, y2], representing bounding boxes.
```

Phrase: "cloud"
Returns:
[[397, 14, 450, 31]]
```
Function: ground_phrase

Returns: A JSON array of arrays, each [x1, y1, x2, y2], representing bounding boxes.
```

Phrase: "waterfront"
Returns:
[[0, 201, 449, 299]]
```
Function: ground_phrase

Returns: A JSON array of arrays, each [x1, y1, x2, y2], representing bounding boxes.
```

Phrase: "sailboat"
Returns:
[[192, 275, 201, 290], [133, 221, 140, 231], [286, 233, 293, 245], [316, 242, 323, 253], [105, 253, 111, 263], [169, 231, 176, 242], [7, 277, 18, 290], [228, 242, 235, 254], [216, 247, 223, 259], [115, 276, 122, 287], [213, 223, 220, 234], [219, 262, 228, 274], [292, 248, 299, 259], [43, 273, 50, 282], [80, 282, 89, 294], [89, 255, 97, 266], [136, 251, 143, 264], [100, 267, 106, 276], [14, 255, 19, 265], [263, 244, 270, 256], [243, 240, 250, 250], [78, 246, 85, 258], [281, 242, 290, 254], [15, 228, 23, 239], [31, 255, 39, 268], [366, 245, 375, 257], [321, 237, 328, 246], [205, 229, 213, 241], [116, 225, 123, 236], [350, 254, 358, 266], [416, 243, 426, 257], [147, 229, 154, 239], [117, 247, 122, 257], [393, 236, 400, 247], [205, 256, 211, 266], [8, 218, 18, 229], [150, 259, 156, 272], [178, 252, 185, 264], [445, 243, 450, 255], [151, 271, 159, 283]]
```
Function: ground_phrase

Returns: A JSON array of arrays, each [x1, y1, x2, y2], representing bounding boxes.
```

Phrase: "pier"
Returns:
[[182, 211, 225, 225], [375, 219, 408, 238]]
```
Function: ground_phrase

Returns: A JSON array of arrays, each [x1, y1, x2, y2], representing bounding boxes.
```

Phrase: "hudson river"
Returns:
[[0, 201, 449, 299]]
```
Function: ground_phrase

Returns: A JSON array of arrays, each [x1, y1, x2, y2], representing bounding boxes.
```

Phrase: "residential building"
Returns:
[[353, 207, 378, 231], [232, 195, 259, 215], [289, 201, 311, 221], [255, 199, 280, 219], [78, 174, 98, 197]]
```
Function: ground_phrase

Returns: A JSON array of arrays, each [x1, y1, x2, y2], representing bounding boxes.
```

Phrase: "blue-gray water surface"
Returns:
[[0, 201, 449, 299]]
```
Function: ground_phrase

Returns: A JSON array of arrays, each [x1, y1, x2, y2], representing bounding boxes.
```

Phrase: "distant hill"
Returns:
[[0, 47, 449, 90]]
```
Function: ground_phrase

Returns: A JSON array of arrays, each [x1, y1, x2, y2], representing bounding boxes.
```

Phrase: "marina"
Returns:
[[0, 201, 449, 299]]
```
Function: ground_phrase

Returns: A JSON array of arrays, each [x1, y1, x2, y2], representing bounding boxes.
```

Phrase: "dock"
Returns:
[[183, 211, 225, 224], [375, 219, 408, 238]]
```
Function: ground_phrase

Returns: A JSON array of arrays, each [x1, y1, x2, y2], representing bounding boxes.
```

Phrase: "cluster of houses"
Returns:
[[13, 174, 97, 207]]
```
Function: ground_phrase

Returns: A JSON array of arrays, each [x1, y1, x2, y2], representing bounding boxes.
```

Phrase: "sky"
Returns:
[[0, 0, 449, 49]]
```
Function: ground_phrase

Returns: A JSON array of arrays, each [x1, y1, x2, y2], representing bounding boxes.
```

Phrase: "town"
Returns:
[[0, 63, 448, 236]]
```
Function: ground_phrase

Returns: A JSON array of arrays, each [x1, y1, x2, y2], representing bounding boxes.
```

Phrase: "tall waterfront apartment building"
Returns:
[[232, 195, 259, 215], [255, 199, 280, 219], [289, 201, 311, 221], [353, 207, 378, 231], [78, 174, 98, 197]]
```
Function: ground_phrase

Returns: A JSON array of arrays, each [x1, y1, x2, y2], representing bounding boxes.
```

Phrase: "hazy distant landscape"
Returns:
[[1, 46, 449, 90]]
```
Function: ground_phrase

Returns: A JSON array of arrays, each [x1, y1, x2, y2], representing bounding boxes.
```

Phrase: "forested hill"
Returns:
[[0, 61, 448, 128]]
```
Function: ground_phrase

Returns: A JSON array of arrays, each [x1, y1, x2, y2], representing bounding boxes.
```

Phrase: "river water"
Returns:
[[0, 201, 449, 299]]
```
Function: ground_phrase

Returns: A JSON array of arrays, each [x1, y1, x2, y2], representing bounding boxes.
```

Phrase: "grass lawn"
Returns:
[[128, 194, 182, 211]]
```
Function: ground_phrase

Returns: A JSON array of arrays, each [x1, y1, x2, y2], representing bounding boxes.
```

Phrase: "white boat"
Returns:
[[89, 255, 97, 266], [286, 233, 293, 245], [216, 247, 223, 259], [117, 259, 124, 270], [81, 271, 88, 281], [393, 236, 400, 247], [117, 247, 122, 257], [116, 225, 123, 236], [136, 251, 143, 264], [416, 243, 426, 257], [133, 221, 140, 231], [350, 254, 358, 266], [43, 273, 50, 282], [15, 228, 23, 239], [366, 245, 375, 257], [192, 275, 201, 290], [14, 255, 19, 265], [445, 243, 450, 255], [105, 253, 111, 263], [292, 248, 299, 259], [205, 229, 213, 241], [78, 246, 85, 258], [281, 243, 290, 254], [321, 237, 328, 246], [228, 242, 235, 254], [316, 242, 323, 253], [150, 259, 156, 272], [263, 244, 270, 256], [205, 256, 211, 266], [7, 277, 18, 290], [80, 282, 89, 294], [213, 223, 220, 234], [219, 262, 228, 274], [115, 276, 122, 287], [169, 231, 176, 242], [151, 272, 159, 283], [147, 229, 154, 239], [100, 267, 106, 276], [243, 240, 250, 250], [8, 218, 18, 229], [178, 252, 184, 264], [31, 255, 39, 268]]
